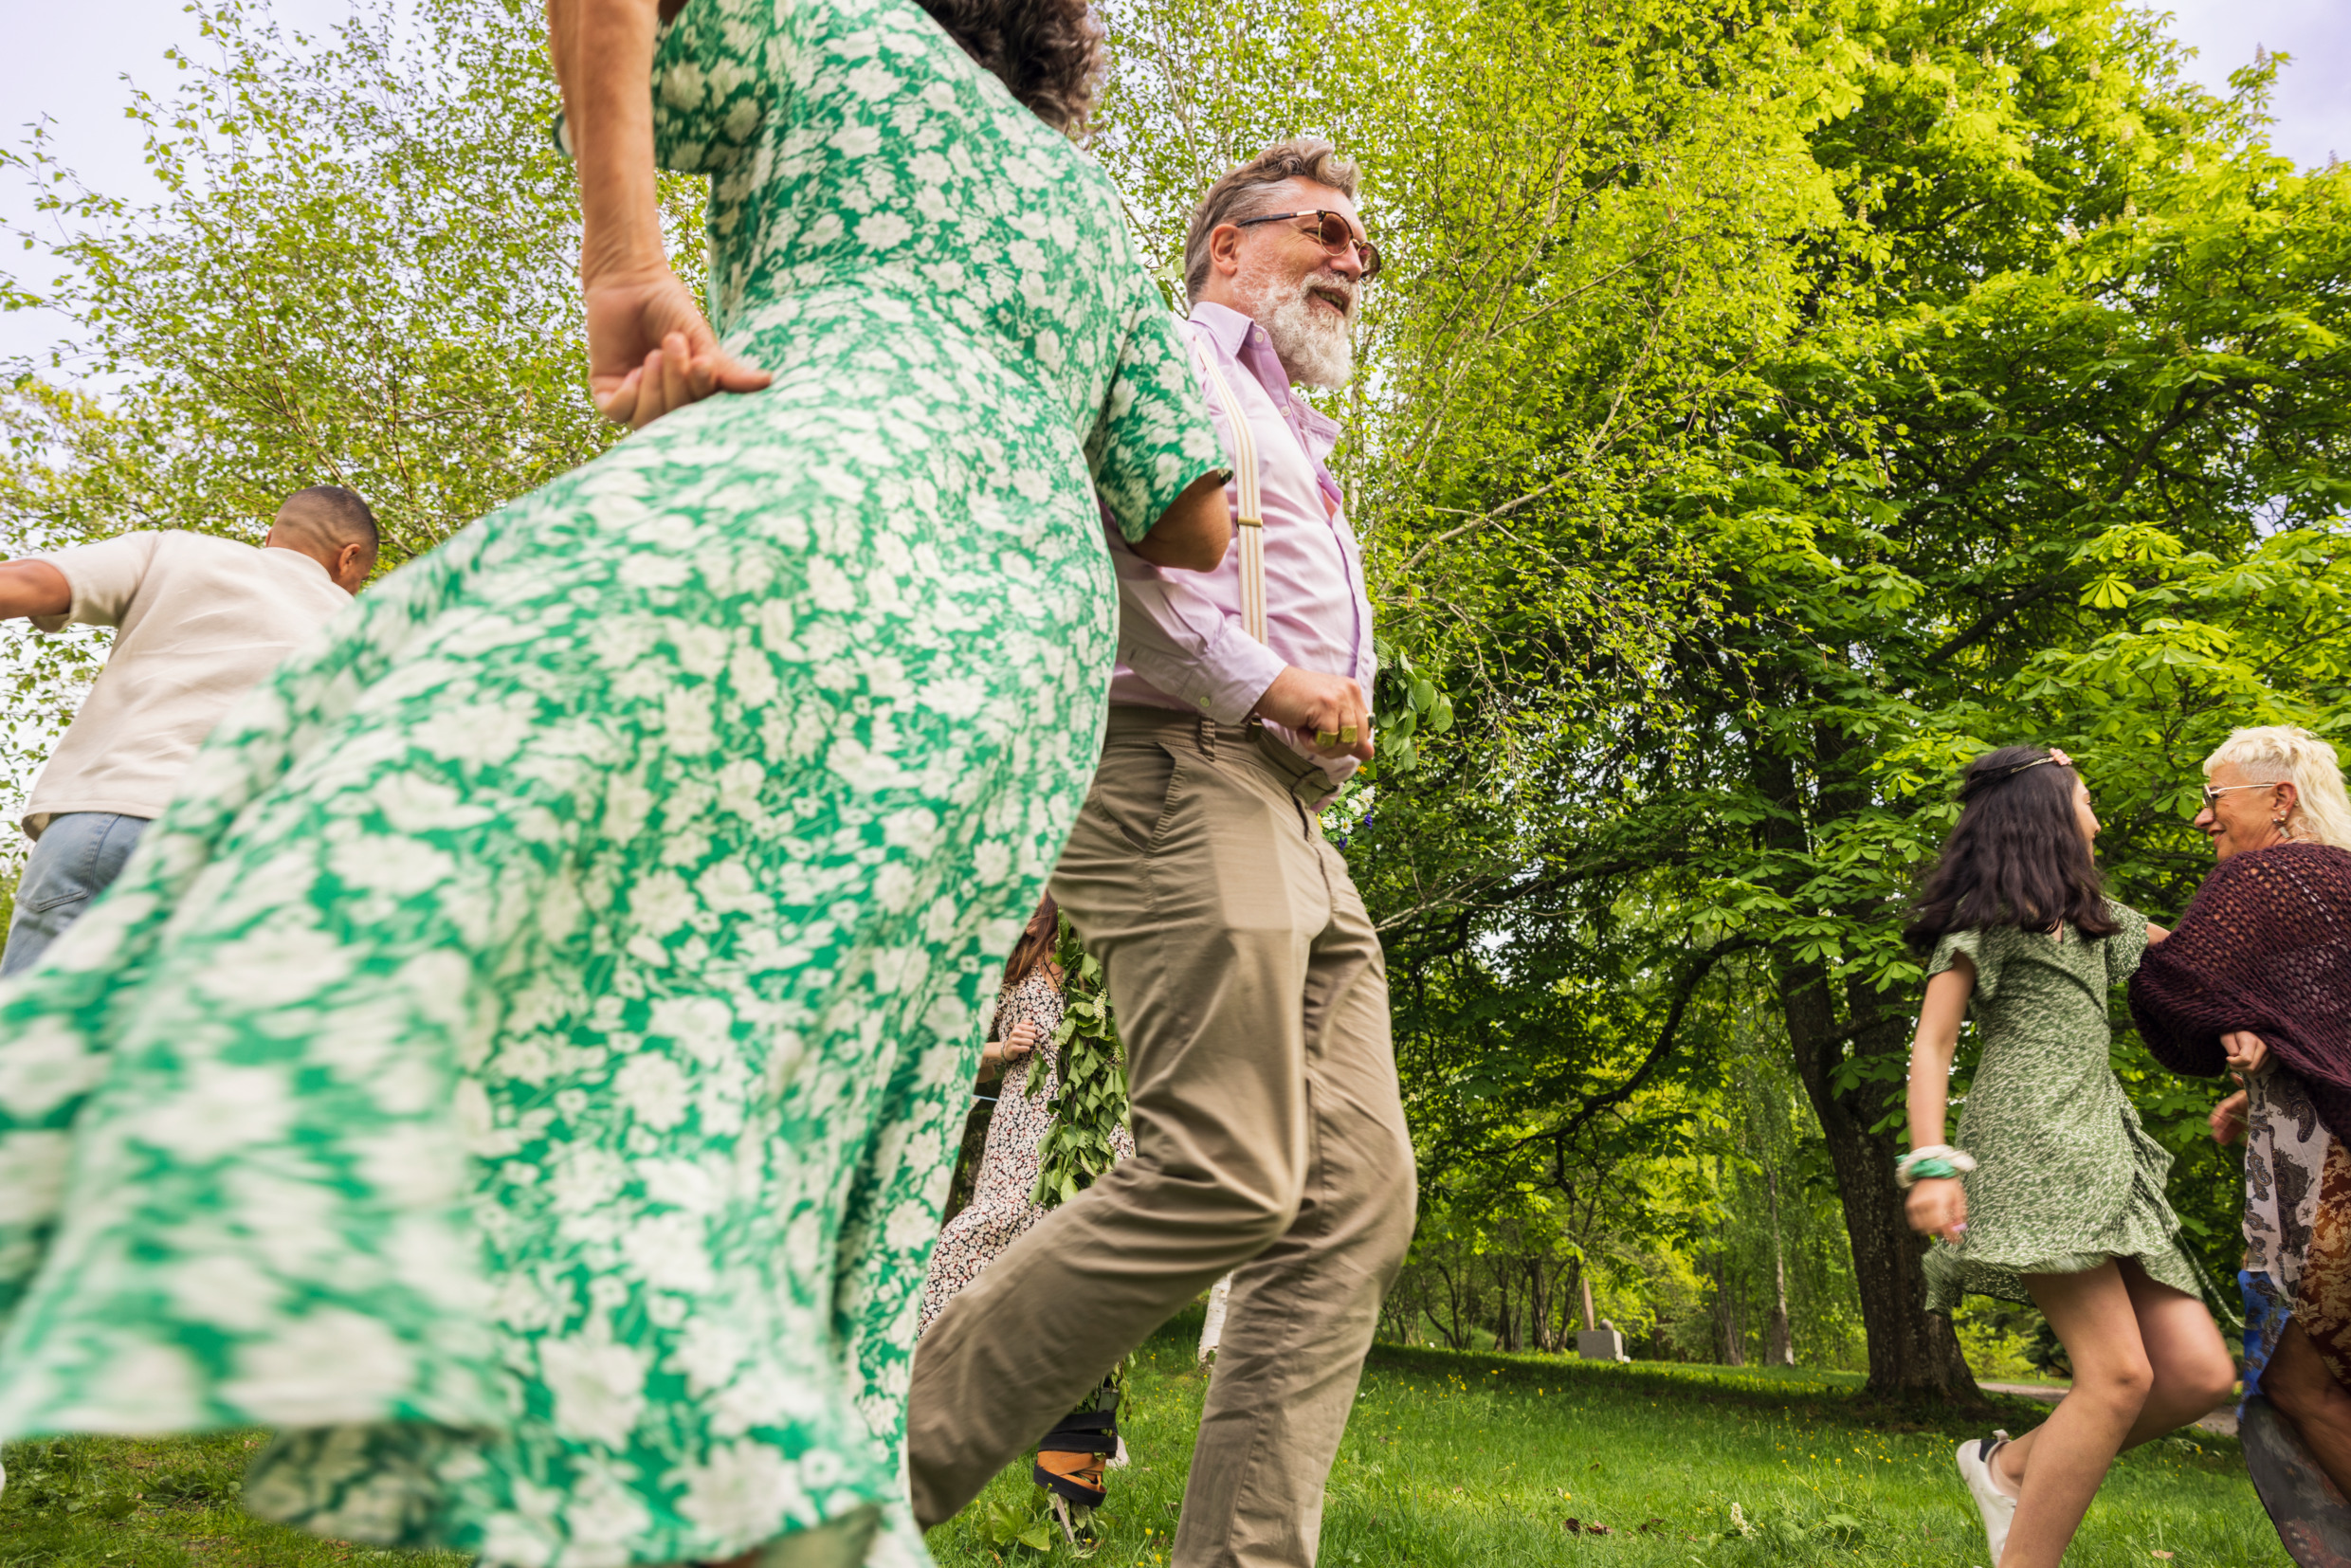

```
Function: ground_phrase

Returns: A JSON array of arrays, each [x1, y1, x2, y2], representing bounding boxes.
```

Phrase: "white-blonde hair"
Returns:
[[2205, 725, 2351, 850]]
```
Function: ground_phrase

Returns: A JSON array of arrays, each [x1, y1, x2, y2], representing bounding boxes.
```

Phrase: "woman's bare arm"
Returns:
[[548, 0, 663, 286], [1128, 474, 1241, 580], [1128, 470, 1232, 573], [546, 0, 769, 426], [1904, 958, 1976, 1241]]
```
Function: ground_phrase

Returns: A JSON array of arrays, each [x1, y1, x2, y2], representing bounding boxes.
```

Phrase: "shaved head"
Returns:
[[266, 485, 378, 591]]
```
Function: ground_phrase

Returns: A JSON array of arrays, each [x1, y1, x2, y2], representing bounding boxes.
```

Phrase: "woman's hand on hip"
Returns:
[[586, 268, 771, 428], [1904, 1176, 1966, 1243], [2222, 1030, 2269, 1074], [2212, 1088, 2251, 1145]]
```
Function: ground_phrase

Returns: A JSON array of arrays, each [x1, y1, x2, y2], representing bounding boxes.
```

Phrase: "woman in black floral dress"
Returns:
[[920, 898, 1134, 1330], [919, 896, 1135, 1546]]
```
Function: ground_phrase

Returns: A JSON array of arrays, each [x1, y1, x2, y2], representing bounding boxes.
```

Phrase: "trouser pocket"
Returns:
[[1085, 739, 1183, 855]]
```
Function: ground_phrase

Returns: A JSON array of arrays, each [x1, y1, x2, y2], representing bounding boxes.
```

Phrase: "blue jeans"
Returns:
[[1, 811, 150, 978]]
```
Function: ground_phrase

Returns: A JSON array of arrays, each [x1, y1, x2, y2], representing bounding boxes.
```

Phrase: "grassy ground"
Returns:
[[0, 1427, 468, 1568], [926, 1331, 2286, 1568], [1, 1332, 2285, 1568]]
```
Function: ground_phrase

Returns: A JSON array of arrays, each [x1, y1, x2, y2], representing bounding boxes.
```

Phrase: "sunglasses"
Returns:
[[2198, 780, 2290, 809], [1231, 209, 1382, 281]]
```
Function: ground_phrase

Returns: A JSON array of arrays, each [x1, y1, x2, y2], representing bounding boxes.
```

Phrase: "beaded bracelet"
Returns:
[[1895, 1144, 1977, 1189]]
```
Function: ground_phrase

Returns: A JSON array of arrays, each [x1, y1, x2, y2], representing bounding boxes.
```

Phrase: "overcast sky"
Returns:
[[1, 0, 2344, 371]]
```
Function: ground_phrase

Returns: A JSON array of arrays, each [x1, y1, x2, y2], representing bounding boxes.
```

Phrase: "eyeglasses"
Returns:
[[1231, 210, 1382, 280], [2199, 780, 2290, 809]]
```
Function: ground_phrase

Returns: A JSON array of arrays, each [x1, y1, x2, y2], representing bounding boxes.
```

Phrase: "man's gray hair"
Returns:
[[1182, 137, 1361, 304]]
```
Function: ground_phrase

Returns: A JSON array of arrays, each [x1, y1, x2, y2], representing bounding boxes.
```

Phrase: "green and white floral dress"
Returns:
[[1923, 903, 2205, 1310], [0, 0, 1222, 1562]]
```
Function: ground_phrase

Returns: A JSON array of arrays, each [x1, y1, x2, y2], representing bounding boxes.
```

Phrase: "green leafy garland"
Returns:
[[1031, 913, 1131, 1209]]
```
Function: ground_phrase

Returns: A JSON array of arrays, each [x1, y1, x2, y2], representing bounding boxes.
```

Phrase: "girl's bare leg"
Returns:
[[2111, 1261, 2239, 1442], [1987, 1265, 2150, 1568], [1984, 1262, 2234, 1567], [1994, 1262, 2236, 1486]]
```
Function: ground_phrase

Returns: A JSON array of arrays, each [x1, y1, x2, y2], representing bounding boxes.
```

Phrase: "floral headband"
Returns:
[[1999, 747, 2073, 777]]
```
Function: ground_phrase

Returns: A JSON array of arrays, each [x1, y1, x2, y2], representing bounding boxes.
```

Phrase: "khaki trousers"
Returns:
[[907, 707, 1418, 1567]]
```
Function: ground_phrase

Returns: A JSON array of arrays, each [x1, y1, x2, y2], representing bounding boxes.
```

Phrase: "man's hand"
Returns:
[[0, 559, 70, 623], [2212, 1089, 2251, 1145], [2224, 1030, 2269, 1074], [586, 268, 770, 429], [1255, 666, 1373, 761]]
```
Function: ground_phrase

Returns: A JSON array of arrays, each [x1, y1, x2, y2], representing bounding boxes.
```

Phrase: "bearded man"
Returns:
[[909, 138, 1415, 1567]]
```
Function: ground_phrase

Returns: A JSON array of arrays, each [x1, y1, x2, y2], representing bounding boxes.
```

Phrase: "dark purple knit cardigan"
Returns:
[[2129, 841, 2351, 1143]]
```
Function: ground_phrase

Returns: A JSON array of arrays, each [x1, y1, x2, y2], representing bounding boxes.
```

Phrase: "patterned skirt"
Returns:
[[1924, 1110, 2205, 1312], [918, 1049, 1134, 1335], [2245, 1067, 2351, 1390]]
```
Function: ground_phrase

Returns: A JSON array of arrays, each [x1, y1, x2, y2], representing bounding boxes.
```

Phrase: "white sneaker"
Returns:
[[1956, 1431, 2016, 1564]]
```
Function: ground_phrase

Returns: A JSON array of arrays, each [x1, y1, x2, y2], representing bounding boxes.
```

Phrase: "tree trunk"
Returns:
[[1750, 728, 1978, 1402], [1199, 1272, 1233, 1362], [1765, 1165, 1795, 1366], [1529, 1255, 1554, 1352], [1783, 957, 1978, 1399], [1710, 1155, 1746, 1366]]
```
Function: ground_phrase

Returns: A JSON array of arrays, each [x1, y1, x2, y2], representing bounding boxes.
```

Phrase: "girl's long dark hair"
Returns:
[[1904, 746, 2118, 950], [914, 0, 1105, 134], [1000, 893, 1062, 989]]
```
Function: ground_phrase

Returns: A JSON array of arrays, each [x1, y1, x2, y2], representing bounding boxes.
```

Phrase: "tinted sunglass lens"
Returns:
[[1314, 213, 1379, 277]]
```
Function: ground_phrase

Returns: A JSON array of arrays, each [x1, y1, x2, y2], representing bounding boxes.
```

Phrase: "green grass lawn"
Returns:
[[0, 1427, 468, 1568], [927, 1333, 2285, 1568], [1, 1330, 2286, 1568]]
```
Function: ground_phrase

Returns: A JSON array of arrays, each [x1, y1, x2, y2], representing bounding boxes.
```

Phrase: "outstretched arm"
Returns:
[[0, 560, 69, 622], [1904, 959, 1976, 1243], [547, 0, 768, 427]]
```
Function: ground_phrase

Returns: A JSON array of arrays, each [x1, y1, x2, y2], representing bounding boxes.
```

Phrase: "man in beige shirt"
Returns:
[[0, 485, 374, 975]]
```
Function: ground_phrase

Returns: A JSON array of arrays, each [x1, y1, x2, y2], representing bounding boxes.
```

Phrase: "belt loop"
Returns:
[[1197, 715, 1217, 762]]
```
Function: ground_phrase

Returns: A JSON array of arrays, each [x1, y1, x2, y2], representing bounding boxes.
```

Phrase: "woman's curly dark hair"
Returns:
[[914, 0, 1105, 134], [1904, 745, 2120, 951]]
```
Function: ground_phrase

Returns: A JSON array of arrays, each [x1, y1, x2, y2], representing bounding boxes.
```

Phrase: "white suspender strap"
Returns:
[[1190, 335, 1268, 647]]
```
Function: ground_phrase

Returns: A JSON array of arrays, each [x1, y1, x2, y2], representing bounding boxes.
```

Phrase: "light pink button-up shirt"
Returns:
[[1104, 302, 1376, 785]]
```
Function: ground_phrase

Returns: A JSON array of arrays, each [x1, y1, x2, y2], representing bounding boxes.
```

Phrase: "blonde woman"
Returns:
[[2132, 726, 2351, 1521]]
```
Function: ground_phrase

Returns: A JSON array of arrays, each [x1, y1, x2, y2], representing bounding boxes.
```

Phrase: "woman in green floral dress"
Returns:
[[1901, 746, 2234, 1568], [0, 0, 1226, 1562]]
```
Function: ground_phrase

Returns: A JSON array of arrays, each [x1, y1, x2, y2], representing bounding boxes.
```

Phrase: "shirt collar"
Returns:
[[1188, 302, 1344, 467], [264, 542, 348, 593]]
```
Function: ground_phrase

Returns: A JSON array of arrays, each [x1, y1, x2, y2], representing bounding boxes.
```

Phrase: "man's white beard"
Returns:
[[1241, 265, 1356, 389]]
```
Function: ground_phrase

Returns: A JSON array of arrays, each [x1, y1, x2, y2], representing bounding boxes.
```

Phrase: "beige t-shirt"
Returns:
[[21, 531, 354, 838]]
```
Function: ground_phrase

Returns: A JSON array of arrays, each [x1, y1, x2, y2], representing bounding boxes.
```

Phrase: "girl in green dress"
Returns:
[[0, 0, 1228, 1563], [1902, 745, 2234, 1568]]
